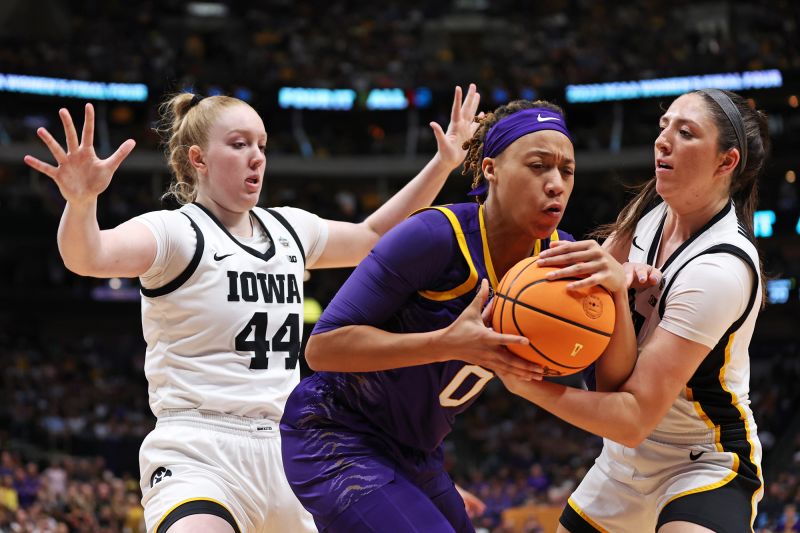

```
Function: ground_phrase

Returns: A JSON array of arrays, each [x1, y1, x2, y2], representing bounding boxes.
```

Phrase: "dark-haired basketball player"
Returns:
[[499, 89, 769, 533], [280, 101, 637, 532]]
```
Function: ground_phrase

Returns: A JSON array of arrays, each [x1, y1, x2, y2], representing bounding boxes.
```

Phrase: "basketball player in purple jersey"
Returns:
[[280, 100, 637, 532]]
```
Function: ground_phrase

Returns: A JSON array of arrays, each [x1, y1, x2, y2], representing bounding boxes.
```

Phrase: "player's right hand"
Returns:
[[623, 262, 662, 290], [23, 103, 136, 205], [440, 279, 544, 380], [429, 83, 482, 170]]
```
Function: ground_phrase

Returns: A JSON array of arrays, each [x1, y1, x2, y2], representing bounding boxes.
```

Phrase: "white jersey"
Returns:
[[628, 200, 761, 447], [566, 200, 764, 533], [134, 203, 327, 420]]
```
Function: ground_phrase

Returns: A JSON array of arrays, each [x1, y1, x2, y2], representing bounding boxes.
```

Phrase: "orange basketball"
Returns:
[[492, 256, 615, 376]]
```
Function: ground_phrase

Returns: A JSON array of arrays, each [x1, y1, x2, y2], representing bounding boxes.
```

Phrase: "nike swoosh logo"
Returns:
[[689, 451, 705, 461], [213, 252, 235, 261], [632, 236, 644, 251], [537, 114, 559, 122]]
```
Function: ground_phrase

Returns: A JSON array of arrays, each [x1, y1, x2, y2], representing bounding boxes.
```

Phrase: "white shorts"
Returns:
[[139, 409, 316, 533], [561, 436, 762, 533]]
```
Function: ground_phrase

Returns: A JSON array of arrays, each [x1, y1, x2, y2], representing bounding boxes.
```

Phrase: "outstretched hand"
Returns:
[[23, 103, 136, 205], [430, 84, 482, 169], [440, 279, 543, 380]]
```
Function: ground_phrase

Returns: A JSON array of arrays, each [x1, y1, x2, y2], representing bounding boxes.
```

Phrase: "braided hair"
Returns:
[[461, 99, 567, 200]]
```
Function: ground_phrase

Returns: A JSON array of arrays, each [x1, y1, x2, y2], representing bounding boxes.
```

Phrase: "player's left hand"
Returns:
[[536, 240, 627, 294], [430, 84, 482, 169], [455, 484, 487, 518]]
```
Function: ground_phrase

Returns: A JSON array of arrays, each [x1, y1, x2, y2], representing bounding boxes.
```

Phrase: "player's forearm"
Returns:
[[594, 290, 638, 392], [56, 199, 106, 276], [305, 325, 450, 372], [507, 380, 648, 447], [362, 153, 453, 237]]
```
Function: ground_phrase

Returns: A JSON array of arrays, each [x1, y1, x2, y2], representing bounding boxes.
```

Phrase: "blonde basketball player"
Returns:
[[23, 85, 481, 533], [498, 89, 769, 533]]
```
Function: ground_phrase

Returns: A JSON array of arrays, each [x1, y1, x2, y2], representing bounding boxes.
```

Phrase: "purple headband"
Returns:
[[469, 107, 572, 196]]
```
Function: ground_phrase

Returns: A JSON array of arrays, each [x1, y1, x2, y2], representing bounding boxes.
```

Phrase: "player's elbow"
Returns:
[[61, 257, 95, 278], [304, 334, 328, 371], [615, 424, 649, 448], [357, 222, 381, 251], [617, 433, 646, 449]]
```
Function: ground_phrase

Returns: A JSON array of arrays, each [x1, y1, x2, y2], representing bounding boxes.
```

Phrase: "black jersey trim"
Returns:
[[265, 208, 306, 265], [657, 243, 758, 325], [646, 200, 732, 271], [141, 213, 205, 298], [675, 246, 762, 527], [657, 472, 761, 533], [559, 498, 604, 532], [155, 498, 241, 533], [192, 202, 276, 262]]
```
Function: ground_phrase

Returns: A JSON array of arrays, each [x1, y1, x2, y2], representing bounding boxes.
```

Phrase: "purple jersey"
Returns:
[[311, 203, 571, 452], [281, 203, 573, 528]]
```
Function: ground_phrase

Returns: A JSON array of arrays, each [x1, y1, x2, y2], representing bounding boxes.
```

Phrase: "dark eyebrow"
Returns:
[[659, 115, 701, 129], [523, 149, 575, 165]]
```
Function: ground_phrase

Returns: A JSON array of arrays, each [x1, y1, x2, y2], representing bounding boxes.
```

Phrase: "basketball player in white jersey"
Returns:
[[23, 85, 483, 533], [497, 88, 769, 533]]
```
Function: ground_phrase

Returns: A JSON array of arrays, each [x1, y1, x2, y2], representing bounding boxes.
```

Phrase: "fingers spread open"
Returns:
[[429, 121, 446, 144], [23, 155, 59, 181], [106, 139, 136, 172], [450, 85, 462, 123], [462, 83, 479, 118], [81, 103, 95, 148], [36, 127, 67, 164], [59, 108, 79, 153]]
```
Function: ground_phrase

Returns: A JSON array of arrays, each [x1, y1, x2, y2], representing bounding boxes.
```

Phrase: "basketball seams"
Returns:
[[506, 297, 583, 370], [493, 262, 615, 375], [496, 292, 613, 337], [496, 257, 540, 342]]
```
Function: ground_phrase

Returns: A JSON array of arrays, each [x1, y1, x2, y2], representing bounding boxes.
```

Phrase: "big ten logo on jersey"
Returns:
[[226, 271, 301, 304]]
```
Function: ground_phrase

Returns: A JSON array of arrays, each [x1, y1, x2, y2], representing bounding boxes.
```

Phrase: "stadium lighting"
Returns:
[[0, 73, 148, 102], [365, 88, 408, 110], [766, 279, 794, 305], [186, 2, 228, 16], [278, 87, 357, 110], [565, 69, 783, 104], [753, 210, 776, 238]]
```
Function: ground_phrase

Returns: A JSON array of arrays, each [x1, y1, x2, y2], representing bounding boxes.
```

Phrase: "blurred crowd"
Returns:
[[0, 449, 144, 532], [2, 1, 800, 531], [3, 1, 798, 95], [1, 0, 799, 155], [2, 330, 800, 531]]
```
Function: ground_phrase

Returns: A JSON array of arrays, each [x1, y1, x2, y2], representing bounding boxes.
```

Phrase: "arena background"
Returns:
[[0, 1, 798, 531]]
